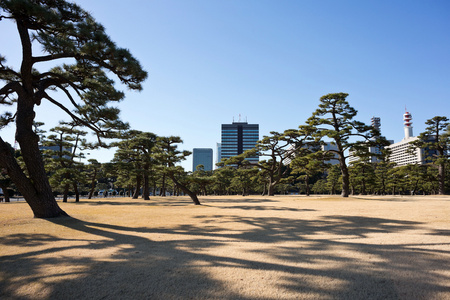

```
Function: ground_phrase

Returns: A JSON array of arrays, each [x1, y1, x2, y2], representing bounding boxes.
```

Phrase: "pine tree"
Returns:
[[410, 116, 449, 195], [0, 0, 146, 217], [307, 93, 383, 197]]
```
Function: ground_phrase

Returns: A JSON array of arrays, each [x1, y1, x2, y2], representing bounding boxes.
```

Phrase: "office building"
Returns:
[[348, 116, 393, 165], [220, 120, 259, 164], [386, 111, 424, 167], [192, 148, 213, 171]]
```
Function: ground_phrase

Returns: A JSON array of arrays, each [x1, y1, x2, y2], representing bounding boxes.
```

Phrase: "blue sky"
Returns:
[[1, 0, 449, 171]]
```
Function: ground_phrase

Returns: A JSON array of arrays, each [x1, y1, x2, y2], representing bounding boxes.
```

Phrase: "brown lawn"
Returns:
[[1, 195, 449, 299]]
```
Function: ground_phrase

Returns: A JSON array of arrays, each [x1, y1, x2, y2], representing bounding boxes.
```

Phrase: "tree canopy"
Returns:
[[0, 0, 147, 217]]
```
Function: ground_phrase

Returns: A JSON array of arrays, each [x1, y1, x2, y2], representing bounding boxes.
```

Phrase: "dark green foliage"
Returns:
[[112, 131, 158, 200], [156, 136, 200, 204], [0, 0, 146, 217], [307, 93, 386, 197], [42, 121, 87, 202], [410, 116, 449, 195]]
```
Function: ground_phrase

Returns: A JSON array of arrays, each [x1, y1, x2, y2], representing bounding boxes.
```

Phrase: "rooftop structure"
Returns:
[[386, 110, 428, 167]]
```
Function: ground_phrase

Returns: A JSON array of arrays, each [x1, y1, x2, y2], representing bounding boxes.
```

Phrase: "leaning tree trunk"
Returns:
[[0, 137, 67, 218], [169, 174, 200, 205], [1, 21, 67, 218]]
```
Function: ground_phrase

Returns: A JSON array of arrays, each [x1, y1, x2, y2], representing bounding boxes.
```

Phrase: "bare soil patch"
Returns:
[[1, 195, 449, 299]]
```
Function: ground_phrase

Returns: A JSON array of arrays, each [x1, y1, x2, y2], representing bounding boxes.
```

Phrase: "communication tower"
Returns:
[[403, 110, 413, 139]]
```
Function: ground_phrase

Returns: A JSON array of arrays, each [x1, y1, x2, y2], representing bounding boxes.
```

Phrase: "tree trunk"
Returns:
[[0, 137, 67, 218], [340, 158, 350, 197], [1, 21, 67, 218], [0, 187, 10, 202], [438, 163, 445, 195], [160, 174, 166, 196], [169, 174, 200, 205], [73, 182, 79, 202], [0, 182, 10, 202], [88, 169, 97, 199], [143, 173, 150, 200], [63, 184, 69, 202], [305, 175, 310, 196], [132, 175, 141, 199]]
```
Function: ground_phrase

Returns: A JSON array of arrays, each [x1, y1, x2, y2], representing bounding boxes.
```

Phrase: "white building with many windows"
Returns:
[[386, 136, 423, 166], [386, 110, 426, 167]]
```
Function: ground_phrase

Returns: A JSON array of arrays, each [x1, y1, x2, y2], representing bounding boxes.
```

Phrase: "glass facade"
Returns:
[[193, 148, 213, 171], [221, 122, 259, 163]]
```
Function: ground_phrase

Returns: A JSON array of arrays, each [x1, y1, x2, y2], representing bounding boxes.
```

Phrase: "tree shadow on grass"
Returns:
[[200, 197, 278, 204], [72, 197, 199, 207], [1, 209, 449, 299], [203, 205, 316, 212]]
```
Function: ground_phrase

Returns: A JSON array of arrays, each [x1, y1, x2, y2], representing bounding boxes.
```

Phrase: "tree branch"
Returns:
[[0, 81, 21, 97], [37, 72, 83, 97], [32, 53, 76, 64], [43, 92, 100, 133], [0, 68, 20, 78]]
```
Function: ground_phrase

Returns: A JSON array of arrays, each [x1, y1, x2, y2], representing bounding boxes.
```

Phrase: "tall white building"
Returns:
[[386, 110, 424, 167]]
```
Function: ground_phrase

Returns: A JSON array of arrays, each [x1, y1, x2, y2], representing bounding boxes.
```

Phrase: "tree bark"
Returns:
[[0, 21, 67, 218], [73, 182, 79, 202], [305, 175, 310, 196], [438, 164, 445, 195], [143, 173, 150, 200], [168, 174, 200, 205], [88, 168, 97, 199], [160, 174, 166, 196], [0, 137, 67, 218], [132, 175, 141, 199], [63, 184, 69, 202], [339, 157, 350, 197], [0, 183, 10, 202]]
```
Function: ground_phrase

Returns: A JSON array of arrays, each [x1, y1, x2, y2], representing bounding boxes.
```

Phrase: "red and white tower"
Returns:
[[403, 109, 413, 139]]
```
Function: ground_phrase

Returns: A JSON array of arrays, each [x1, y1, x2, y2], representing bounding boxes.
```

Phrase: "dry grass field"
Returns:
[[1, 195, 449, 300]]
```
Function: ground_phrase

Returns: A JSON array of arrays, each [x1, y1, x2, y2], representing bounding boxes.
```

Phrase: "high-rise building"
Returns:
[[220, 120, 259, 164], [386, 110, 423, 167], [216, 143, 222, 167], [348, 116, 393, 165], [192, 148, 213, 171]]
